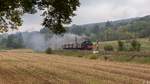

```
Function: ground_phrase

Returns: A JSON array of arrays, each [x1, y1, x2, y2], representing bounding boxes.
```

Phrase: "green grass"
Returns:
[[99, 38, 150, 51], [53, 50, 150, 64], [138, 38, 150, 51], [89, 54, 99, 60], [111, 55, 130, 62], [53, 50, 92, 57], [111, 55, 150, 64], [132, 56, 150, 64]]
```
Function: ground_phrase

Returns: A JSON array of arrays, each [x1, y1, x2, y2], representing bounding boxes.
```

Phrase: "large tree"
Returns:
[[0, 0, 80, 34]]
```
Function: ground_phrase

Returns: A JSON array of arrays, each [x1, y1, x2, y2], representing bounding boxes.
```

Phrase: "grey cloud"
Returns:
[[72, 0, 150, 25], [20, 0, 150, 31]]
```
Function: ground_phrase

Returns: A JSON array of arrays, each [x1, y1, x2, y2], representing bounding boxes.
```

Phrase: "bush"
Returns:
[[104, 45, 114, 51], [78, 55, 83, 58], [130, 40, 141, 51], [46, 48, 52, 54], [89, 55, 98, 60], [118, 40, 125, 51]]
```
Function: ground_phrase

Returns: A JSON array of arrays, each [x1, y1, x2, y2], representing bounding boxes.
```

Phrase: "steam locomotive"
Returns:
[[63, 40, 93, 50]]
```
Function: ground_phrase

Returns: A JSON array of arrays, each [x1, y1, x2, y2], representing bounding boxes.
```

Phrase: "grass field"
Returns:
[[53, 50, 150, 64], [99, 38, 150, 51], [0, 49, 150, 84]]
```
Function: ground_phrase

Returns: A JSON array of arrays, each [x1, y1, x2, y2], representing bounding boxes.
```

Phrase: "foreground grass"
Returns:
[[0, 49, 149, 84]]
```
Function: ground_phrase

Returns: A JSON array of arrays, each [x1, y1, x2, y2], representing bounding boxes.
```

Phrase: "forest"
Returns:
[[69, 15, 150, 41]]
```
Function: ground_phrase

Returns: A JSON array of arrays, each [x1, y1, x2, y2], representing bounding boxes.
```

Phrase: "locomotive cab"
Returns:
[[81, 40, 93, 50]]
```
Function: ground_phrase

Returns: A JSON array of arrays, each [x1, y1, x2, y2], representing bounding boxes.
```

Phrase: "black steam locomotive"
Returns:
[[63, 40, 93, 50]]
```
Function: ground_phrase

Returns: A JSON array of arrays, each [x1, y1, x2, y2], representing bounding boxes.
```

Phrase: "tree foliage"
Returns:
[[0, 0, 36, 32], [0, 33, 24, 49], [130, 40, 141, 51], [104, 45, 114, 51], [0, 0, 80, 34], [118, 40, 125, 51]]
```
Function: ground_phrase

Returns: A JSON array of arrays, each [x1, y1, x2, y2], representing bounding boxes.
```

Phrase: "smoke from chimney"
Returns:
[[22, 32, 83, 51]]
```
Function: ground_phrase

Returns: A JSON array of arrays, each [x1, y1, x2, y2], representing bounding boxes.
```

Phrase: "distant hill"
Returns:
[[68, 15, 150, 41], [1, 15, 150, 50]]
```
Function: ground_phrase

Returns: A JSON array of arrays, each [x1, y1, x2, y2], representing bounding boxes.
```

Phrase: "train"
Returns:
[[63, 40, 93, 50]]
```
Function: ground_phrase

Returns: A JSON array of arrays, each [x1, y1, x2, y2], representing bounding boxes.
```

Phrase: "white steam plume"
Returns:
[[22, 32, 83, 51]]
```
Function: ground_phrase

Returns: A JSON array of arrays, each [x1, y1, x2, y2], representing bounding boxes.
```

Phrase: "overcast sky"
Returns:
[[19, 0, 150, 32]]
